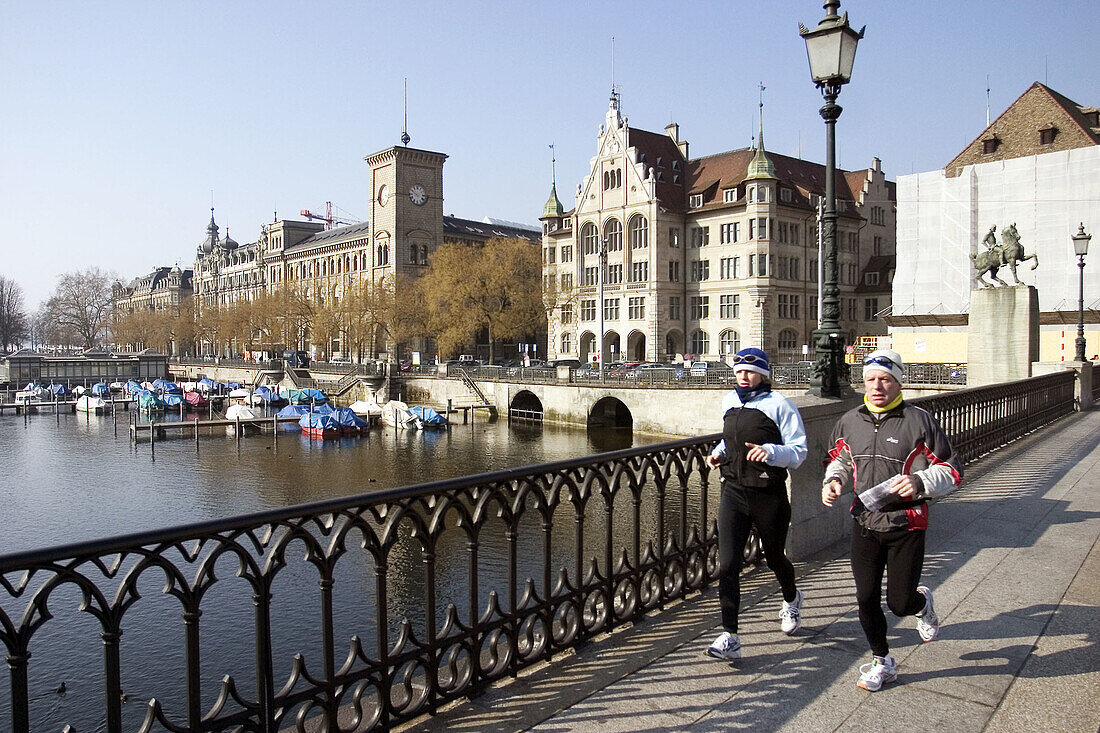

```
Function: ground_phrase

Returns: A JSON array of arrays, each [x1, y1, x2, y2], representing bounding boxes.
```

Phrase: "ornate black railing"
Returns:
[[0, 372, 1077, 732], [908, 370, 1076, 464]]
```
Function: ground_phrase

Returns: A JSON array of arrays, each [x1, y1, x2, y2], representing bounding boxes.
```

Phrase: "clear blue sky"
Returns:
[[2, 1, 1097, 309]]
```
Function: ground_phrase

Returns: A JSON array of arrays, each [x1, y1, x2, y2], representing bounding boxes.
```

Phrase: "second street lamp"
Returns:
[[1073, 223, 1091, 362], [800, 0, 864, 398]]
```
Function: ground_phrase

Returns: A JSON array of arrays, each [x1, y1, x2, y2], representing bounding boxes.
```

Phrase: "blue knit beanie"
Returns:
[[733, 347, 771, 378]]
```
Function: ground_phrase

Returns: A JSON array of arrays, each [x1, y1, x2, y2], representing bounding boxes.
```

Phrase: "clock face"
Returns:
[[409, 184, 427, 206], [377, 184, 389, 206]]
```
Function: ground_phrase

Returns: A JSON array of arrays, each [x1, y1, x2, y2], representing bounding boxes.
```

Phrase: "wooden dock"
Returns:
[[129, 415, 304, 442], [0, 398, 134, 414]]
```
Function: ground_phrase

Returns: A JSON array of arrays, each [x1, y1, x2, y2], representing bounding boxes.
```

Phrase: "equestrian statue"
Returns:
[[971, 223, 1039, 287]]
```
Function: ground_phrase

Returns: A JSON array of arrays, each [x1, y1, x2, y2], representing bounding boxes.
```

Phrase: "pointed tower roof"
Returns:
[[744, 113, 776, 181], [198, 208, 219, 254], [541, 182, 565, 219]]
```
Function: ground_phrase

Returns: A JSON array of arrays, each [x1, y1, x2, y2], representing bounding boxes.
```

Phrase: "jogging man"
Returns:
[[822, 349, 962, 691], [704, 347, 808, 662]]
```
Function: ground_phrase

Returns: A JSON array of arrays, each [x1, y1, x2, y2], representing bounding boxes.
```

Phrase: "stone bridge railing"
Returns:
[[0, 372, 1076, 732]]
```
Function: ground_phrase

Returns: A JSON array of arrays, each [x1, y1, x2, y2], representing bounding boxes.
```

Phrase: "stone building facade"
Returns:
[[541, 94, 896, 365], [112, 266, 193, 315]]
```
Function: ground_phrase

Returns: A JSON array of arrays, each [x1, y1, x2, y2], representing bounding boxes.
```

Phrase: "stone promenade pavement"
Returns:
[[405, 409, 1100, 733]]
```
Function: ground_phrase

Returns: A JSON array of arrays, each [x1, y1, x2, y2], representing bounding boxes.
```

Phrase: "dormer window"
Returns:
[[780, 188, 792, 203], [689, 193, 703, 208], [672, 173, 680, 184], [748, 187, 755, 202], [1039, 126, 1057, 145], [982, 137, 999, 155], [723, 188, 737, 203], [1085, 111, 1100, 127], [672, 160, 681, 171], [656, 156, 663, 167], [865, 271, 880, 285]]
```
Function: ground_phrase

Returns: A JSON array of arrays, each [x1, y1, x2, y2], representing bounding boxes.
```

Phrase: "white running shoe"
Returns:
[[857, 654, 898, 691], [706, 632, 741, 662], [916, 585, 940, 642], [779, 588, 804, 635]]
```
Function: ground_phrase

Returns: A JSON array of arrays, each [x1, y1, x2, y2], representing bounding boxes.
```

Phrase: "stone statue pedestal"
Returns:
[[967, 286, 1039, 387]]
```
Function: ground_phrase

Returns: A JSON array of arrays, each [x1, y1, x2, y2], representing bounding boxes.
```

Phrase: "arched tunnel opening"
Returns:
[[509, 390, 544, 422], [587, 397, 634, 450]]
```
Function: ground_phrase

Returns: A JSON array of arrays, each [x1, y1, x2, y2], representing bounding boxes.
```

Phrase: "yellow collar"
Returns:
[[864, 392, 903, 414]]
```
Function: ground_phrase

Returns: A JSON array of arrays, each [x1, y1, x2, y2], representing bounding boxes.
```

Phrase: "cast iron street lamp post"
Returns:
[[800, 0, 864, 398], [1073, 223, 1091, 362]]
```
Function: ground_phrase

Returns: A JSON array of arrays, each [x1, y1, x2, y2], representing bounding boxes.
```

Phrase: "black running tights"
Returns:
[[717, 483, 797, 633], [850, 521, 927, 657]]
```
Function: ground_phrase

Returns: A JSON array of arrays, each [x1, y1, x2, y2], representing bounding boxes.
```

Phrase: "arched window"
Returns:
[[604, 218, 622, 252], [778, 329, 798, 352], [603, 171, 609, 190], [582, 222, 598, 255], [409, 245, 418, 264], [419, 244, 429, 265], [690, 329, 709, 355], [561, 333, 572, 353], [719, 329, 740, 356], [629, 214, 648, 249]]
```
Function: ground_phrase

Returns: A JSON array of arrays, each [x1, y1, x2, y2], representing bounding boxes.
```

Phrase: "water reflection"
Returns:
[[0, 409, 684, 730]]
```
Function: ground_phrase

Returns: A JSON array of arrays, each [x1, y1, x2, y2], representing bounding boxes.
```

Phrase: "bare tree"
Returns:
[[44, 269, 115, 349], [420, 237, 545, 363], [0, 276, 29, 353]]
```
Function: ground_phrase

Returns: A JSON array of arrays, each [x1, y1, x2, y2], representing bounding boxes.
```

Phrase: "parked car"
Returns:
[[607, 362, 641, 378], [688, 361, 736, 383], [630, 362, 677, 382]]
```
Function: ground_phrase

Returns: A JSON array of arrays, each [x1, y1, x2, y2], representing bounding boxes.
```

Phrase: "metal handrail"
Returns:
[[0, 372, 1076, 731]]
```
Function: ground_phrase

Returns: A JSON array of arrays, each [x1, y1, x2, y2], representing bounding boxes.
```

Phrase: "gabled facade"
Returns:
[[542, 93, 896, 365]]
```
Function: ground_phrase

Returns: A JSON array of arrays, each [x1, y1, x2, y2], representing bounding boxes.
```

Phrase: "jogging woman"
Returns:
[[704, 347, 808, 662]]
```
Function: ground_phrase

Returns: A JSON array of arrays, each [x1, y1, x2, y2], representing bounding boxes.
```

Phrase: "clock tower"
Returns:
[[365, 145, 447, 281]]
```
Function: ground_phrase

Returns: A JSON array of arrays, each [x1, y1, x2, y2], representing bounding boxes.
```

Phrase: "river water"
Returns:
[[0, 406, 674, 730]]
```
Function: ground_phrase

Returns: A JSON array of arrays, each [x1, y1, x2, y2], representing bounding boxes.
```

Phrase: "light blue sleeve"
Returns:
[[761, 395, 808, 469]]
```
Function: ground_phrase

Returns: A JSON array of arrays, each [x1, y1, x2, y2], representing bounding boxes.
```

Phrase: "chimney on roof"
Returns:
[[872, 157, 881, 172], [665, 122, 679, 142]]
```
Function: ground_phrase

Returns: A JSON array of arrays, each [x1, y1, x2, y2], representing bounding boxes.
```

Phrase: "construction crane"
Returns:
[[299, 202, 357, 230]]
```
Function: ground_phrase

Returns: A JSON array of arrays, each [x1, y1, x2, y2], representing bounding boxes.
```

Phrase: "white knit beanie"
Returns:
[[863, 348, 904, 383]]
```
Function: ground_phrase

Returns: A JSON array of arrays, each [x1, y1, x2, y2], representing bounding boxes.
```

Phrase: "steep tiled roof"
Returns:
[[689, 148, 869, 215], [627, 127, 688, 213], [855, 255, 896, 294], [945, 82, 1098, 174]]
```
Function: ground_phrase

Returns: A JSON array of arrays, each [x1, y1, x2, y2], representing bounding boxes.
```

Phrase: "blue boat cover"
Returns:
[[161, 393, 183, 407], [299, 413, 339, 430], [409, 405, 448, 425], [152, 379, 182, 394], [48, 384, 70, 395], [333, 407, 369, 428], [90, 383, 109, 395]]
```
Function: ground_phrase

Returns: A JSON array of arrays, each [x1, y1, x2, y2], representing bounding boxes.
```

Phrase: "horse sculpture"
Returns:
[[971, 222, 1039, 287]]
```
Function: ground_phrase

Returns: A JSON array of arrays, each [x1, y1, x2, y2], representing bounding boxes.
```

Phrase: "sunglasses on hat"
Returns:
[[863, 355, 900, 370], [733, 353, 763, 364]]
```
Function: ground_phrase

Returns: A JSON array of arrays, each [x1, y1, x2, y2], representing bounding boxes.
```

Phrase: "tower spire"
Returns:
[[542, 143, 565, 220], [745, 83, 776, 181], [401, 77, 411, 147]]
